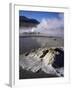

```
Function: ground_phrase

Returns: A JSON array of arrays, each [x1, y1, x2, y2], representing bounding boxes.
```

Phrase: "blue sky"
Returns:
[[19, 10, 63, 22]]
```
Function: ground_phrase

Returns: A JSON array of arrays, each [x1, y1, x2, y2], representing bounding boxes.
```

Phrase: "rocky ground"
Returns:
[[19, 47, 64, 79]]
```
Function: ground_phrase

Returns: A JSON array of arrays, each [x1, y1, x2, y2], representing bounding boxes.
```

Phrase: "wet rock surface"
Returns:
[[19, 47, 64, 79]]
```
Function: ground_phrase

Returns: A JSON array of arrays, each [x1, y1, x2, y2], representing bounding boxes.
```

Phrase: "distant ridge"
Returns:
[[19, 16, 40, 27]]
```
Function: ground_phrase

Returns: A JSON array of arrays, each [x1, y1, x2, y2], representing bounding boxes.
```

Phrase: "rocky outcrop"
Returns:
[[19, 47, 64, 77]]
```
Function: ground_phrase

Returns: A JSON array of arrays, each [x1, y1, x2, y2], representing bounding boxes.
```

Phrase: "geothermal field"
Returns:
[[19, 11, 64, 79]]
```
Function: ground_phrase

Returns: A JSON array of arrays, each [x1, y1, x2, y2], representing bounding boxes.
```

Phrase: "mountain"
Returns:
[[19, 16, 40, 27]]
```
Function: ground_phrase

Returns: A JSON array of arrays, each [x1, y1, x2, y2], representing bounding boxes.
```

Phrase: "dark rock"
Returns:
[[40, 49, 49, 58], [52, 48, 64, 68], [25, 52, 29, 56]]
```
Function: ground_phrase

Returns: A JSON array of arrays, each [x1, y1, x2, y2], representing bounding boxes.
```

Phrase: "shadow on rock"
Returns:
[[52, 48, 64, 68]]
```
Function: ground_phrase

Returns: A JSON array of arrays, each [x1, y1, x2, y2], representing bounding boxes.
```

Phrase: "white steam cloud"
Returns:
[[31, 14, 64, 37]]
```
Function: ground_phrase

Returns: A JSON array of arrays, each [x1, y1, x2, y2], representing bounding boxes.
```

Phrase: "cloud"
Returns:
[[31, 13, 64, 37]]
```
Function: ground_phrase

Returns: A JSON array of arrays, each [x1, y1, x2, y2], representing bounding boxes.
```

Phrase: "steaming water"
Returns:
[[19, 36, 64, 54]]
